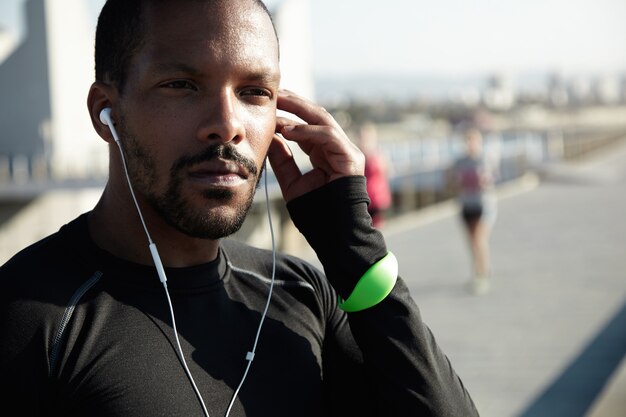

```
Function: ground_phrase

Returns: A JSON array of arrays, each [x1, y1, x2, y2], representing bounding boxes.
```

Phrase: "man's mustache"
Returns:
[[171, 144, 258, 177]]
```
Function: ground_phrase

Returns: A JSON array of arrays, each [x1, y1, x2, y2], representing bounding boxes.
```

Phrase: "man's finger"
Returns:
[[277, 91, 336, 127], [267, 135, 301, 199]]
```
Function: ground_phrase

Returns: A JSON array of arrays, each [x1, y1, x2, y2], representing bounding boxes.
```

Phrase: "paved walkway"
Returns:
[[377, 138, 626, 416]]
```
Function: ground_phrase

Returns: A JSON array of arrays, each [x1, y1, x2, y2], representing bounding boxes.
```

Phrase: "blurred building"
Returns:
[[591, 75, 621, 105], [0, 0, 106, 187], [270, 0, 315, 101], [547, 72, 569, 108], [0, 26, 17, 63], [482, 73, 515, 111], [567, 76, 593, 107], [267, 0, 314, 171]]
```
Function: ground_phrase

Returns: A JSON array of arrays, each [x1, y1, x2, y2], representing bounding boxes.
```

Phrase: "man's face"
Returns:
[[114, 0, 280, 239]]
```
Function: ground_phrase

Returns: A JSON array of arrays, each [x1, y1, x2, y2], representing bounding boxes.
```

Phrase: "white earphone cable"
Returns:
[[163, 283, 212, 417]]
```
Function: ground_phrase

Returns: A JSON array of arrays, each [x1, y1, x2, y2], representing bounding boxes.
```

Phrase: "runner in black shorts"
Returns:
[[450, 129, 498, 294]]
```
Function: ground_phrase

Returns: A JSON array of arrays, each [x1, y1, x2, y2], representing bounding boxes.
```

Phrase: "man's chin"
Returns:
[[178, 197, 255, 239], [167, 211, 246, 240], [156, 180, 258, 240]]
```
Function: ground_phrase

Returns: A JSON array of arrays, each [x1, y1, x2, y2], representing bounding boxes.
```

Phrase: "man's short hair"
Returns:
[[94, 0, 277, 92]]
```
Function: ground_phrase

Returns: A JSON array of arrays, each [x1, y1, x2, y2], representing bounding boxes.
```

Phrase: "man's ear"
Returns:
[[87, 81, 118, 144]]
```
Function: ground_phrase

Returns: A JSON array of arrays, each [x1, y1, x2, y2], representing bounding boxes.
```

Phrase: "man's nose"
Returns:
[[197, 89, 245, 144]]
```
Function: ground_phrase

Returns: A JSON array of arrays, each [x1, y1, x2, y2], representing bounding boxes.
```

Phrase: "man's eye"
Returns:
[[161, 80, 196, 90], [241, 87, 272, 98]]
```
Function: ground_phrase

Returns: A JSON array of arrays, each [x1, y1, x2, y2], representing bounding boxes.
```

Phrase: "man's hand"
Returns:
[[268, 90, 365, 202]]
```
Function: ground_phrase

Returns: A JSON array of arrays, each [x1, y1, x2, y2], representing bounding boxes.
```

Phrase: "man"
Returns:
[[0, 0, 478, 416]]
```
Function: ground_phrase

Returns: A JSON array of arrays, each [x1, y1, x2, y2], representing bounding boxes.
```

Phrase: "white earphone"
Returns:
[[99, 107, 121, 143], [99, 107, 112, 125]]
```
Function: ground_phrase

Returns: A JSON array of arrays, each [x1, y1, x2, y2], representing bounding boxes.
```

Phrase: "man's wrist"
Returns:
[[287, 176, 388, 298]]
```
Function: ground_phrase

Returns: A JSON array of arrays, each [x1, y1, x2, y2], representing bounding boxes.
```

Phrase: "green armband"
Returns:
[[338, 252, 398, 312]]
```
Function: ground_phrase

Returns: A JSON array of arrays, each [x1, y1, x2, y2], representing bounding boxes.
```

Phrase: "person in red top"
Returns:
[[356, 122, 392, 228]]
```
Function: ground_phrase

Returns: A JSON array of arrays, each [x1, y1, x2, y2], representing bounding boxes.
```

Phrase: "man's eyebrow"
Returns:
[[244, 70, 281, 84], [150, 62, 280, 84], [150, 62, 202, 76]]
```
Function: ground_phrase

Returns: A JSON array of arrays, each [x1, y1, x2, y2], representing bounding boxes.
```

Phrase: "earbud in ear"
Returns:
[[98, 107, 121, 143], [99, 107, 113, 126]]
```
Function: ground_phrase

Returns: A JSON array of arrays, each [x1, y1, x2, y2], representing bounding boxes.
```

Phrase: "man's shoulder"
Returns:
[[220, 239, 339, 320], [221, 238, 317, 269], [220, 239, 326, 288], [0, 213, 93, 283]]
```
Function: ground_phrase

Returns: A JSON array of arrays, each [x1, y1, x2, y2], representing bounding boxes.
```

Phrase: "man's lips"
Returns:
[[187, 159, 250, 186]]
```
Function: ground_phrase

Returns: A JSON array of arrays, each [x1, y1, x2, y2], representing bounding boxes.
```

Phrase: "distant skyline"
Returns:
[[1, 0, 625, 79]]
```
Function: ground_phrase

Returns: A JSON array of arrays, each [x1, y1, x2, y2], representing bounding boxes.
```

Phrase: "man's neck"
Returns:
[[88, 185, 220, 268]]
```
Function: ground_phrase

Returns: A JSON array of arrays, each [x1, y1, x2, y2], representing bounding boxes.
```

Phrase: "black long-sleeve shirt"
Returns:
[[0, 176, 477, 416]]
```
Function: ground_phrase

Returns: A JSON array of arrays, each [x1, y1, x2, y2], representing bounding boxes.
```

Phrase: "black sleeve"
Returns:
[[287, 176, 479, 416]]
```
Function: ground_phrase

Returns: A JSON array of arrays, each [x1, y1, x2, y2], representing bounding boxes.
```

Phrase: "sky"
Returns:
[[301, 0, 626, 78], [1, 0, 625, 79]]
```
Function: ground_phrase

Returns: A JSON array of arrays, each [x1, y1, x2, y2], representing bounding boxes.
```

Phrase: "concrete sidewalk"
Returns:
[[376, 139, 626, 417]]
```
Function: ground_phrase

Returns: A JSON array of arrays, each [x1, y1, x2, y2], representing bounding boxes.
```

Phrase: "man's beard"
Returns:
[[117, 116, 262, 240]]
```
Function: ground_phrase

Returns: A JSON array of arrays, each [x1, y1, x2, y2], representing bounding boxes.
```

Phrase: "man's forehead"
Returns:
[[141, 0, 272, 34], [130, 0, 279, 76], [140, 1, 278, 57]]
